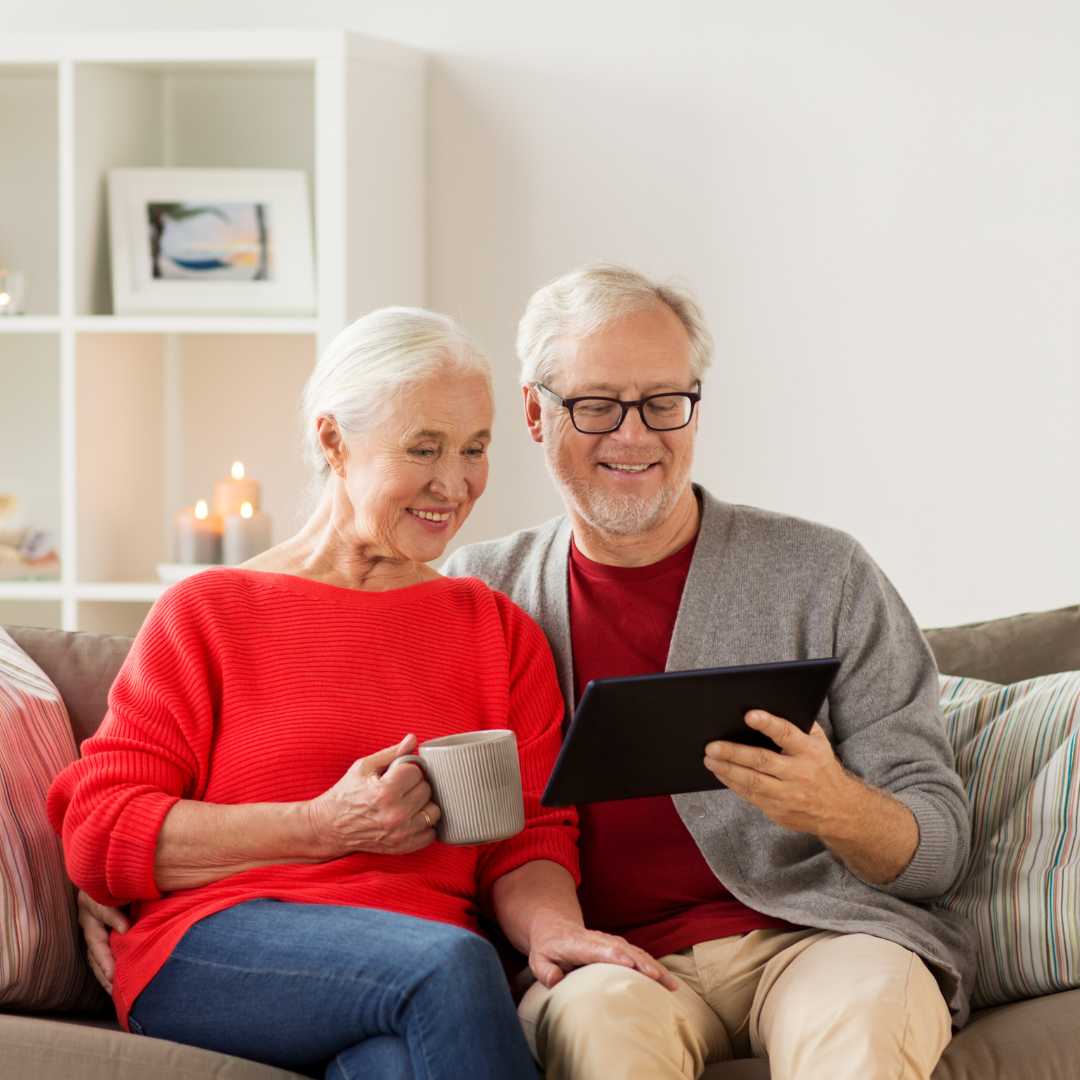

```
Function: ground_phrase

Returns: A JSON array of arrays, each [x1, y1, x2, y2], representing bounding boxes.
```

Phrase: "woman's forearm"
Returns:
[[490, 859, 584, 953], [154, 799, 327, 891]]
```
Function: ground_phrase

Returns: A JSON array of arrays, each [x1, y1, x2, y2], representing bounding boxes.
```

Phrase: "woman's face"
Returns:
[[338, 369, 493, 564]]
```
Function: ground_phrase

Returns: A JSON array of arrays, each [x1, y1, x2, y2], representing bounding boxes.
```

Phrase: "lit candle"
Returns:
[[213, 461, 261, 518], [223, 500, 273, 565], [174, 499, 223, 564]]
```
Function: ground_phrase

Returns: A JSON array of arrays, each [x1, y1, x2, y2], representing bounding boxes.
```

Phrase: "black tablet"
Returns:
[[541, 657, 841, 806]]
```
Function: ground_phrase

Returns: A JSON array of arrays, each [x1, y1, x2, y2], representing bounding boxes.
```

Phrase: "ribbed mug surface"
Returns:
[[420, 730, 525, 845]]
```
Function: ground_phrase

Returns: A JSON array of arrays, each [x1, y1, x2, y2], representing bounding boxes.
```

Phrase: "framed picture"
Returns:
[[107, 168, 316, 316]]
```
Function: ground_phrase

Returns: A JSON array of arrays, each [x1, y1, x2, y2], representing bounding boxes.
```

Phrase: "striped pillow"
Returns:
[[0, 626, 97, 1011], [938, 671, 1080, 1008]]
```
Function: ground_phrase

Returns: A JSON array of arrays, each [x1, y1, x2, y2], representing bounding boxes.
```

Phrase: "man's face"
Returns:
[[526, 303, 699, 537]]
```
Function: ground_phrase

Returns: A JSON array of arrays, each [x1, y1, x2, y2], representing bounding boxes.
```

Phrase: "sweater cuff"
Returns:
[[105, 791, 181, 902], [875, 789, 958, 901]]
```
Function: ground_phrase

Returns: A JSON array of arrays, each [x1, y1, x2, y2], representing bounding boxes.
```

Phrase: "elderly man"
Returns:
[[442, 264, 975, 1080]]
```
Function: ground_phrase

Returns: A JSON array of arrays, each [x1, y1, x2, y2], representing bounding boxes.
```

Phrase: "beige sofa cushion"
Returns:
[[0, 1014, 305, 1080]]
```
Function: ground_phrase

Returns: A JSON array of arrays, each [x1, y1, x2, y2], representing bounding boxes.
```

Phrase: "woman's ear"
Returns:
[[316, 416, 347, 476], [522, 385, 544, 444]]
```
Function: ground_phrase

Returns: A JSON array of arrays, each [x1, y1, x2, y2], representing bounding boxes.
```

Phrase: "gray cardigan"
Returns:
[[444, 486, 976, 1024]]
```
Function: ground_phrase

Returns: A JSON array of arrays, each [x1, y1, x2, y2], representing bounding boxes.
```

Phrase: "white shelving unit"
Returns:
[[0, 31, 426, 635]]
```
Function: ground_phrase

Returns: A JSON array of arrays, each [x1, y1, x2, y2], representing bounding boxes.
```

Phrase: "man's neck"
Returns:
[[569, 486, 701, 567]]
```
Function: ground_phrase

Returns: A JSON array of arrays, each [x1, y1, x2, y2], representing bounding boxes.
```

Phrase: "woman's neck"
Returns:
[[245, 483, 437, 592]]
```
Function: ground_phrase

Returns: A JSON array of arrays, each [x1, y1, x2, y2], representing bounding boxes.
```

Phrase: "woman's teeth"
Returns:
[[408, 509, 452, 521]]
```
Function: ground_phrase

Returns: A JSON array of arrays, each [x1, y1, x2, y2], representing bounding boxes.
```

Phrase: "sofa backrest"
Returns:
[[4, 603, 1080, 743], [924, 603, 1080, 684], [6, 626, 131, 746]]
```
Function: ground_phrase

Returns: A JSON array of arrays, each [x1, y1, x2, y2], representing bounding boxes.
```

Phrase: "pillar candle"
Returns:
[[174, 499, 223, 564], [213, 461, 261, 518], [223, 501, 273, 565]]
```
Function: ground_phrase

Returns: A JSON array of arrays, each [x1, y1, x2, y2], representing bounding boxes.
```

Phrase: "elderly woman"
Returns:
[[48, 309, 674, 1080]]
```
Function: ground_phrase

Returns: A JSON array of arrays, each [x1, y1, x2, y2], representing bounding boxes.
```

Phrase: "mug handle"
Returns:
[[387, 753, 426, 776]]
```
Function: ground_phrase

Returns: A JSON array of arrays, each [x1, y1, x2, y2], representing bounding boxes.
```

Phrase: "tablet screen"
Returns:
[[541, 657, 840, 806]]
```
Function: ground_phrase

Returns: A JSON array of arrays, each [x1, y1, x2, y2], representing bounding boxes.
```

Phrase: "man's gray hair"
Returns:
[[516, 263, 713, 386], [301, 306, 491, 482]]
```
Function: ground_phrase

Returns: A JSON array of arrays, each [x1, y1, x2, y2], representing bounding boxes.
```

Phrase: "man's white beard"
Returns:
[[566, 483, 675, 536], [543, 435, 684, 537]]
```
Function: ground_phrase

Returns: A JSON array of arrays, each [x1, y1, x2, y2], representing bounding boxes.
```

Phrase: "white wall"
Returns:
[[3, 0, 1077, 627]]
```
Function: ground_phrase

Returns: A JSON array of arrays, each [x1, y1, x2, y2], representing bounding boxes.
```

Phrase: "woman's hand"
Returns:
[[77, 890, 129, 994], [527, 914, 680, 991], [307, 734, 442, 857]]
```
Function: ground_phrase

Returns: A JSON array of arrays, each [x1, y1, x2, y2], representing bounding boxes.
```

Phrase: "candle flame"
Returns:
[[231, 461, 246, 480], [195, 500, 209, 520], [241, 501, 254, 519]]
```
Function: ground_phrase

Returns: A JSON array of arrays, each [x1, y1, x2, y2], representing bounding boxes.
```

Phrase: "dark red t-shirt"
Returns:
[[569, 534, 792, 959]]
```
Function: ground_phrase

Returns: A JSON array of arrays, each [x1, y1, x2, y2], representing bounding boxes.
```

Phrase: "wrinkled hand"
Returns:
[[307, 734, 441, 857], [527, 916, 680, 992], [704, 711, 856, 836], [77, 890, 128, 994]]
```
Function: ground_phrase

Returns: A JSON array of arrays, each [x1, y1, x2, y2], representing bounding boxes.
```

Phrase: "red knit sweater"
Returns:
[[47, 569, 579, 1029]]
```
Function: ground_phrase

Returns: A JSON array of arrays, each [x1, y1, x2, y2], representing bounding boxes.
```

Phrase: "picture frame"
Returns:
[[107, 168, 316, 316]]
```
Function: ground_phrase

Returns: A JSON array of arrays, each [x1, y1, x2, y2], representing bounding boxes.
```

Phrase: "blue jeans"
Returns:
[[128, 900, 537, 1080]]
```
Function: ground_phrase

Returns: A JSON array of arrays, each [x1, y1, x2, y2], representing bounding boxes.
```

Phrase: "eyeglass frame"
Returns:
[[532, 381, 702, 434]]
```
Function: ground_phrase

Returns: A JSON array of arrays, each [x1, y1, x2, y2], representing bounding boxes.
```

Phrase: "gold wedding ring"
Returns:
[[422, 809, 433, 829]]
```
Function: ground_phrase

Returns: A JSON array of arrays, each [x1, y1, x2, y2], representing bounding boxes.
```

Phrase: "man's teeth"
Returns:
[[409, 509, 452, 522], [603, 463, 652, 472]]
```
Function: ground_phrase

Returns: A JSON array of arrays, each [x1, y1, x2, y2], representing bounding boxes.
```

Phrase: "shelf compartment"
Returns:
[[73, 60, 315, 316], [75, 332, 166, 583], [0, 335, 62, 577], [0, 599, 63, 630], [76, 600, 151, 637], [0, 64, 59, 315], [76, 332, 314, 584]]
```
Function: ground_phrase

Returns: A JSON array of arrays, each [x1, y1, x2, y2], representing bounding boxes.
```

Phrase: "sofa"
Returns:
[[2, 605, 1079, 1080]]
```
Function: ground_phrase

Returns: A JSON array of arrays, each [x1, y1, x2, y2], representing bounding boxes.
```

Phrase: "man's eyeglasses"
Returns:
[[533, 383, 701, 434]]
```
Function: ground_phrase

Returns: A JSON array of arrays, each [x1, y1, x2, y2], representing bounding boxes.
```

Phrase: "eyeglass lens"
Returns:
[[572, 394, 693, 432]]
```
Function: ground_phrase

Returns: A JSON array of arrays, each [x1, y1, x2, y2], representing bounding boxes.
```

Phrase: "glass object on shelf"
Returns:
[[0, 269, 26, 316]]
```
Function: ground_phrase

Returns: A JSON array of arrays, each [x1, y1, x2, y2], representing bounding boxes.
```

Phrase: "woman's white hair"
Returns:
[[516, 263, 713, 387], [301, 306, 491, 482]]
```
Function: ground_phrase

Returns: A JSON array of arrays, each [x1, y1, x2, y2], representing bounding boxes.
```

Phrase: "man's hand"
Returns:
[[526, 915, 680, 992], [704, 711, 919, 882], [704, 711, 856, 837], [77, 890, 128, 994]]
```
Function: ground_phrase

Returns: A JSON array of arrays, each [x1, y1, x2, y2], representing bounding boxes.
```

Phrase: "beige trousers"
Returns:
[[519, 929, 952, 1080]]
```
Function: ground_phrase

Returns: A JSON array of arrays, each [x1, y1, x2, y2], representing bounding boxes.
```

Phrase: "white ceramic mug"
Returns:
[[393, 729, 525, 845]]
